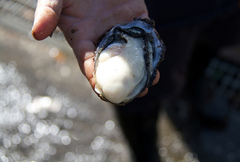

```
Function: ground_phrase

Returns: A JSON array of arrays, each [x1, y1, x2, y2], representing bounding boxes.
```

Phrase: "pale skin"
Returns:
[[32, 0, 160, 98]]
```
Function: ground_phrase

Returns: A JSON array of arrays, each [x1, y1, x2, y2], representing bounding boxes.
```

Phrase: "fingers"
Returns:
[[137, 70, 160, 98], [32, 0, 63, 40], [137, 88, 149, 98], [72, 40, 96, 89], [152, 70, 160, 86]]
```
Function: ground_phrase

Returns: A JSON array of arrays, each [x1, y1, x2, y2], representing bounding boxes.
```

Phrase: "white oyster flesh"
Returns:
[[95, 35, 147, 104]]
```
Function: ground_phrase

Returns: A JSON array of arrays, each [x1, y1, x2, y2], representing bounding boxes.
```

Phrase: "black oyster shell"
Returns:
[[94, 18, 165, 105]]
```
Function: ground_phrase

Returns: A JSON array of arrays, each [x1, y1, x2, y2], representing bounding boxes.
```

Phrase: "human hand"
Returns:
[[32, 0, 160, 98]]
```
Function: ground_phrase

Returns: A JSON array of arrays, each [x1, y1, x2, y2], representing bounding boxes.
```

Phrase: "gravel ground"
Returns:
[[0, 25, 131, 162]]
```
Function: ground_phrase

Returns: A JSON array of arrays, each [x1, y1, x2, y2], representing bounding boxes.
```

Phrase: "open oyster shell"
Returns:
[[94, 18, 165, 105]]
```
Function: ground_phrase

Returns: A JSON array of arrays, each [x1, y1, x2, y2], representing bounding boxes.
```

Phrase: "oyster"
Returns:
[[94, 18, 165, 105]]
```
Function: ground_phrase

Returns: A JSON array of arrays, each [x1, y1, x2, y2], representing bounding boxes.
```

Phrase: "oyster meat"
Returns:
[[94, 18, 165, 105]]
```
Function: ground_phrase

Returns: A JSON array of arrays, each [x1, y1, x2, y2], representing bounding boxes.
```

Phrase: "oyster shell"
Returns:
[[94, 18, 165, 105]]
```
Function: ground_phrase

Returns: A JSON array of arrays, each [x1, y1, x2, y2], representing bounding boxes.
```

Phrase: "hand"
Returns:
[[32, 0, 160, 98]]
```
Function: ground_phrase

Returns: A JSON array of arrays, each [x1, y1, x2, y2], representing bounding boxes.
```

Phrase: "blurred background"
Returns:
[[0, 0, 131, 161], [0, 0, 240, 162]]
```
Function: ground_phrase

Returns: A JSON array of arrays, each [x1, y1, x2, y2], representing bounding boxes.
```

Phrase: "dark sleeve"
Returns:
[[145, 0, 239, 28]]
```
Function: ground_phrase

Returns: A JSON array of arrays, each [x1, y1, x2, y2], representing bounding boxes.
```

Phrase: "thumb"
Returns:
[[32, 0, 63, 40]]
